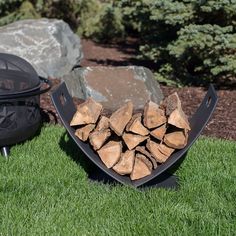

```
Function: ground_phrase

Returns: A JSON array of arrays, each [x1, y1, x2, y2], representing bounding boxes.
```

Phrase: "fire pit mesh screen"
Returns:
[[0, 53, 39, 95], [51, 82, 218, 188]]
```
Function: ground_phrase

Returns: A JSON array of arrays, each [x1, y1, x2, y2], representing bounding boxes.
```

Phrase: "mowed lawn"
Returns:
[[0, 125, 235, 235]]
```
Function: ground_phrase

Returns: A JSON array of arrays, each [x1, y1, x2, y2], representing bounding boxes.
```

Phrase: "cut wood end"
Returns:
[[136, 153, 153, 171], [123, 132, 148, 150], [158, 143, 175, 157], [70, 110, 84, 126], [89, 128, 111, 150], [146, 139, 170, 163], [109, 101, 133, 136], [70, 97, 103, 126], [161, 92, 181, 116], [143, 101, 167, 129], [126, 113, 149, 136], [160, 91, 190, 130], [135, 146, 158, 169], [150, 123, 167, 140], [97, 141, 122, 168], [130, 155, 152, 180], [95, 116, 110, 131], [126, 113, 141, 132], [74, 124, 95, 141], [113, 150, 135, 175], [168, 107, 191, 130], [164, 130, 188, 149]]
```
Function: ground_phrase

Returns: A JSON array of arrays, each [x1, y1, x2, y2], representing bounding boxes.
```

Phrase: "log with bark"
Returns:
[[70, 97, 102, 126], [112, 150, 135, 175], [150, 123, 167, 141], [126, 113, 149, 136], [109, 101, 133, 136], [89, 129, 111, 150], [75, 124, 95, 141], [143, 101, 166, 129], [161, 92, 190, 130], [97, 141, 122, 168], [135, 146, 158, 169], [146, 139, 171, 163], [164, 129, 188, 149], [130, 154, 152, 180], [95, 116, 110, 131], [122, 132, 148, 150]]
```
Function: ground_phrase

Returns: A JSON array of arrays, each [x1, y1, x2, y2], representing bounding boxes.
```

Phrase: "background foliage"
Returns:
[[0, 0, 235, 86]]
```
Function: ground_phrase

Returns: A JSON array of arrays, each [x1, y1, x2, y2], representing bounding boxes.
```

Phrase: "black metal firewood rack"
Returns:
[[51, 82, 218, 189]]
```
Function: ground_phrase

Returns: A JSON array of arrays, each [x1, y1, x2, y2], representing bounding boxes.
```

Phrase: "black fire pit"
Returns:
[[51, 82, 218, 188], [0, 53, 51, 157]]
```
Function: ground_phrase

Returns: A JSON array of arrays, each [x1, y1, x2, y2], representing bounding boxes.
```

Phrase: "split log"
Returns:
[[143, 101, 166, 129], [130, 154, 152, 180], [136, 153, 153, 170], [168, 108, 191, 131], [161, 92, 190, 130], [89, 129, 111, 150], [150, 123, 167, 141], [161, 92, 181, 116], [75, 124, 95, 141], [164, 130, 188, 149], [113, 150, 135, 175], [126, 113, 149, 136], [158, 143, 175, 157], [135, 146, 158, 169], [146, 139, 170, 163], [70, 97, 103, 126], [122, 132, 148, 150], [95, 116, 110, 131], [109, 101, 133, 136], [97, 141, 122, 168]]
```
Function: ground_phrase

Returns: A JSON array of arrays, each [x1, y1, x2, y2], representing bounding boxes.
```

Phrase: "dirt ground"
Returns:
[[40, 39, 236, 141]]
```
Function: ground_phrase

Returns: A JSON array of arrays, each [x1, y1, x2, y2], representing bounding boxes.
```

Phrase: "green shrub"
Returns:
[[114, 0, 236, 85], [0, 0, 123, 40], [76, 0, 124, 41], [168, 24, 236, 84], [0, 1, 40, 26], [34, 0, 78, 30], [0, 0, 23, 15]]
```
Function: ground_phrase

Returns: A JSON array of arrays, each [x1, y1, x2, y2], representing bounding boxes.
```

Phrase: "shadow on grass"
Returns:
[[59, 132, 118, 186]]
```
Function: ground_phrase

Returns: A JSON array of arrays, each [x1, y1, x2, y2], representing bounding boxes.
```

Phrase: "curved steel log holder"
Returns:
[[51, 82, 218, 189]]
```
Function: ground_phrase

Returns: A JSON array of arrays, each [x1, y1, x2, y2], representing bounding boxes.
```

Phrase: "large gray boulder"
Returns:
[[62, 66, 164, 112], [0, 18, 83, 78]]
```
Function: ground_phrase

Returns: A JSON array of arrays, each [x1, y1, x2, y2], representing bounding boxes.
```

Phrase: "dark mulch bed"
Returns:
[[40, 39, 236, 141]]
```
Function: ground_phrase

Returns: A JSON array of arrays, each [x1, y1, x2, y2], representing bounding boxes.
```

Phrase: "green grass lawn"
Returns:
[[0, 125, 235, 236]]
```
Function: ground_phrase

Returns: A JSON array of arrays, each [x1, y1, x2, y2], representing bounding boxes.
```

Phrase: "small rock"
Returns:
[[62, 66, 163, 112]]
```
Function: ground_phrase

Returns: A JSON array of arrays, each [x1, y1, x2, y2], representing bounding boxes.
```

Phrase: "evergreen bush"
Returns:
[[0, 0, 235, 85], [114, 0, 236, 85]]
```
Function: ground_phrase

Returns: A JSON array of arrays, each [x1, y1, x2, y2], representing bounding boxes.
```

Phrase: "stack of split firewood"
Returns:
[[70, 92, 190, 181]]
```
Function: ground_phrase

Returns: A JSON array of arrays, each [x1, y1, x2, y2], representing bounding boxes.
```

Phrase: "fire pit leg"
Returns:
[[1, 146, 10, 158]]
